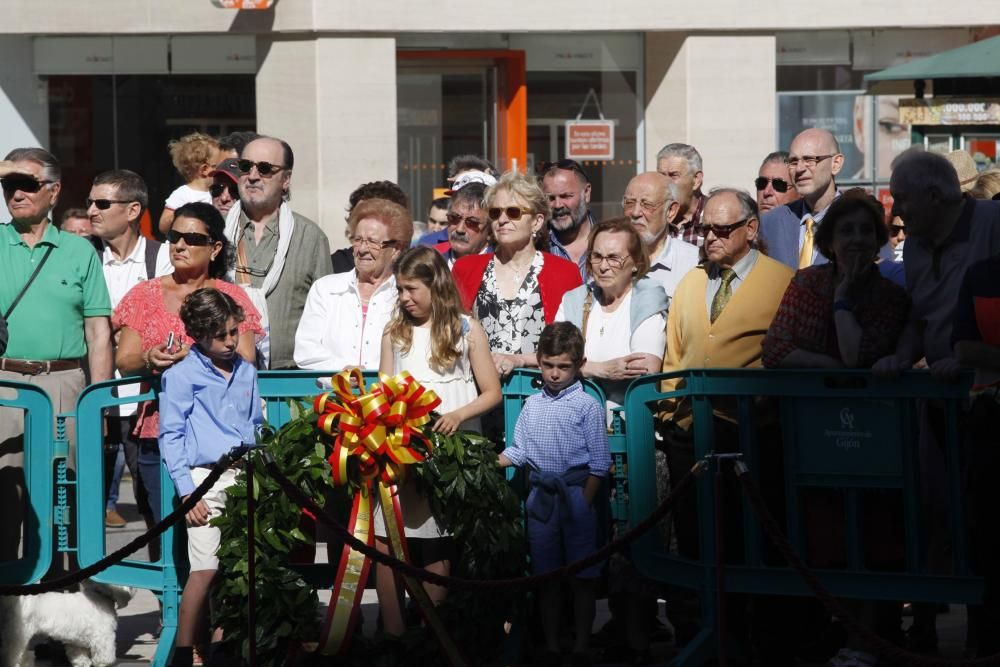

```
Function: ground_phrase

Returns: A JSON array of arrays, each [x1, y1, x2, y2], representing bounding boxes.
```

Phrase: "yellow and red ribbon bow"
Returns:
[[312, 368, 446, 656], [314, 369, 440, 488]]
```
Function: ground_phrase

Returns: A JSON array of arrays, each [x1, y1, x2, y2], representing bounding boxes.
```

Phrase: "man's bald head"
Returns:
[[787, 128, 844, 205]]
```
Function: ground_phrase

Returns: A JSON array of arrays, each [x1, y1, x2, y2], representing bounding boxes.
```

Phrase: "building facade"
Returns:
[[2, 0, 998, 242]]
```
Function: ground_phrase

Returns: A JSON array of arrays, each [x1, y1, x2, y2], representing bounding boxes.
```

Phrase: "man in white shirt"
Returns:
[[88, 169, 171, 534], [622, 171, 700, 298]]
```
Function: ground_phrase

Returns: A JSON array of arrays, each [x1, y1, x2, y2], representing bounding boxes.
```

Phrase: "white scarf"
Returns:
[[224, 201, 295, 296]]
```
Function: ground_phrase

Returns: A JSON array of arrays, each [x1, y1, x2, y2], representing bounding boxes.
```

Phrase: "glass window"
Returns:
[[526, 70, 639, 222]]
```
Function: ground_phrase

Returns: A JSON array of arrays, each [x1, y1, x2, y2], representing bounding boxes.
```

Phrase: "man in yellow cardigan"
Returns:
[[658, 187, 794, 659]]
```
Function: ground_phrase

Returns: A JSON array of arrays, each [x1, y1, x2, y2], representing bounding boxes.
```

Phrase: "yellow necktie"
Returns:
[[799, 216, 815, 269], [710, 269, 737, 324]]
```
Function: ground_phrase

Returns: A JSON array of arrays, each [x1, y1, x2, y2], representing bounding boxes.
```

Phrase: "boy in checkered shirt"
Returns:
[[498, 321, 610, 663]]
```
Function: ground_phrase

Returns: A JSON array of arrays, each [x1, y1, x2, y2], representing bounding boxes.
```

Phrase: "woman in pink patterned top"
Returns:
[[114, 202, 262, 523]]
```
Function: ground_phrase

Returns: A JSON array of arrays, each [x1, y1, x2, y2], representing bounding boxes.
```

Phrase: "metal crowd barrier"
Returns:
[[624, 369, 983, 666], [3, 368, 986, 667], [0, 379, 57, 586]]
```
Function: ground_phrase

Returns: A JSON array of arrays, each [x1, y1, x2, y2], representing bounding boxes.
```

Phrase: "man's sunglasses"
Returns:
[[446, 212, 485, 231], [695, 218, 751, 239], [889, 224, 905, 237], [167, 230, 214, 246], [754, 177, 793, 193], [1, 177, 54, 195], [535, 159, 591, 184], [488, 206, 533, 222], [237, 159, 286, 177], [210, 182, 239, 198], [86, 198, 133, 210]]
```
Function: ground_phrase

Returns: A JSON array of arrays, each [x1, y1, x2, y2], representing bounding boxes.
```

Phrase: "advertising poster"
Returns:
[[779, 92, 868, 181]]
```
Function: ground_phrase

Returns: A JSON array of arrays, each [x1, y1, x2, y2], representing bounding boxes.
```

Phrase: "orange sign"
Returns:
[[212, 0, 274, 8], [565, 120, 615, 160]]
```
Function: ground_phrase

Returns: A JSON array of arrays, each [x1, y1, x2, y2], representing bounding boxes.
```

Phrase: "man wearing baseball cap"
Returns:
[[209, 157, 241, 217]]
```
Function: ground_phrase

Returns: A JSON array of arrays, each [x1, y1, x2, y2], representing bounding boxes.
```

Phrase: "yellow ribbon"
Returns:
[[312, 369, 442, 655]]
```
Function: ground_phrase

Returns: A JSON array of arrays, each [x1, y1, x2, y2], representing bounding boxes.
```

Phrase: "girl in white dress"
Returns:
[[375, 245, 501, 636]]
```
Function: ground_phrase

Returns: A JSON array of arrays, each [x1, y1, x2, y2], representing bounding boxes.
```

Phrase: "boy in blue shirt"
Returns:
[[159, 288, 262, 667], [499, 321, 611, 664]]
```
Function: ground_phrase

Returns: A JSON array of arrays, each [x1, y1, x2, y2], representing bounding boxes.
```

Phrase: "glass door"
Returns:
[[397, 62, 497, 221], [962, 133, 1000, 171]]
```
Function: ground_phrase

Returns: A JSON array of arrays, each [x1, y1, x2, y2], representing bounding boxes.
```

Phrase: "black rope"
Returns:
[[736, 464, 1000, 667], [263, 455, 702, 590], [0, 446, 251, 596]]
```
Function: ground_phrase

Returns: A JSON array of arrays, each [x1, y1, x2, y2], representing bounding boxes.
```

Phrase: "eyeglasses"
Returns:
[[445, 212, 485, 231], [487, 206, 533, 222], [889, 224, 905, 237], [535, 159, 591, 184], [696, 218, 751, 239], [86, 198, 134, 210], [167, 230, 214, 246], [1, 177, 54, 195], [786, 155, 835, 169], [350, 236, 398, 251], [621, 197, 666, 214], [588, 252, 630, 269], [237, 159, 287, 177], [209, 182, 239, 198], [754, 177, 793, 193]]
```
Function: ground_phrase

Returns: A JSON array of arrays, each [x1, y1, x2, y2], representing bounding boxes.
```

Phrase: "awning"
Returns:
[[863, 35, 1000, 82]]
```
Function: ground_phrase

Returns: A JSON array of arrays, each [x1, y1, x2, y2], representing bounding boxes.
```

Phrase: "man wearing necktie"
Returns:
[[759, 128, 848, 270], [657, 188, 794, 658]]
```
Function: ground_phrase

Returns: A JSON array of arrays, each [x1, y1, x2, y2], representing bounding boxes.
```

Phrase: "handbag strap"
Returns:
[[4, 245, 54, 321]]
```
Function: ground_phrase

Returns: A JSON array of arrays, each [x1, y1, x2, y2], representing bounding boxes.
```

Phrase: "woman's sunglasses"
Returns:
[[167, 230, 214, 246], [754, 177, 793, 193], [487, 206, 533, 222]]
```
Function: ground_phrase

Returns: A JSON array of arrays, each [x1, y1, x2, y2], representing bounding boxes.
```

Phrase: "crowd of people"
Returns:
[[1, 122, 999, 667]]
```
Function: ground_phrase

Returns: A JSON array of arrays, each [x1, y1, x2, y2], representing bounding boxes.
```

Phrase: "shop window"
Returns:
[[526, 70, 639, 223]]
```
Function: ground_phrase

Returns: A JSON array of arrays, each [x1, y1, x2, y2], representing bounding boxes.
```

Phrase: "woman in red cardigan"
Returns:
[[452, 170, 582, 378]]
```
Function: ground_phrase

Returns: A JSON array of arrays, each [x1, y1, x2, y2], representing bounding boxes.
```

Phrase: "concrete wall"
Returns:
[[255, 36, 397, 247], [0, 35, 49, 223], [3, 0, 998, 33], [645, 33, 775, 195]]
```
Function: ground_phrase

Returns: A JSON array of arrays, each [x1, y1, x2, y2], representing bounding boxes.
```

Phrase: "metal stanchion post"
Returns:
[[246, 454, 257, 667]]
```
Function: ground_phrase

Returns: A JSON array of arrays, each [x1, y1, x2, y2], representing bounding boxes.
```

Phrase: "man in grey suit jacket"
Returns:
[[759, 128, 844, 270]]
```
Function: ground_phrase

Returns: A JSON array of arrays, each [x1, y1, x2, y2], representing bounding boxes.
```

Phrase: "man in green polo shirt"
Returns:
[[0, 148, 113, 562]]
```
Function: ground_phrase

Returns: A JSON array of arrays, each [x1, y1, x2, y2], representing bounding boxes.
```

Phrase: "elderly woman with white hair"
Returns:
[[293, 198, 413, 371]]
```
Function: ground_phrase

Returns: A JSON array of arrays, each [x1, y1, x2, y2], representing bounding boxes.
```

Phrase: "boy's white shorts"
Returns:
[[187, 467, 238, 571]]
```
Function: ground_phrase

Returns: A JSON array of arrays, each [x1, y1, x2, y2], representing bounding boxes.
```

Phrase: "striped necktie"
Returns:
[[710, 268, 737, 324], [799, 216, 815, 269]]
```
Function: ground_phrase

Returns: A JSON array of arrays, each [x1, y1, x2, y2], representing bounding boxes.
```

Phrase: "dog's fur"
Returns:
[[0, 580, 134, 667]]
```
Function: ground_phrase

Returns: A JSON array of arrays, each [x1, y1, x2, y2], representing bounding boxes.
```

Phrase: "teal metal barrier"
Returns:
[[624, 369, 982, 666], [0, 379, 57, 586]]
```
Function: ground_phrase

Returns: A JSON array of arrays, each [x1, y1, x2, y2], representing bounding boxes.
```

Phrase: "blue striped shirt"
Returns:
[[503, 381, 610, 477], [159, 345, 262, 497]]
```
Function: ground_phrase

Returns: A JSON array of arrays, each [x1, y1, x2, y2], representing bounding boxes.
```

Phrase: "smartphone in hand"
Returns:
[[165, 331, 175, 354]]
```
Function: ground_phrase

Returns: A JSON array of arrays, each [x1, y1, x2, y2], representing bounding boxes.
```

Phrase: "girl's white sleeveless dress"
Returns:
[[374, 316, 480, 539]]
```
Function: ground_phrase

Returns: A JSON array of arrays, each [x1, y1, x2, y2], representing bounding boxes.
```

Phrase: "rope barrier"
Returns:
[[262, 453, 703, 590], [0, 446, 250, 596], [735, 461, 1000, 667]]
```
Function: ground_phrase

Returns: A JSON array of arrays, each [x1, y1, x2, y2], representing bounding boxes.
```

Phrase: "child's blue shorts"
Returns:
[[526, 484, 601, 579]]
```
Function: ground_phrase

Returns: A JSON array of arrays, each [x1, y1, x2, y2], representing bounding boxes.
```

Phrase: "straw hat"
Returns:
[[944, 150, 979, 192]]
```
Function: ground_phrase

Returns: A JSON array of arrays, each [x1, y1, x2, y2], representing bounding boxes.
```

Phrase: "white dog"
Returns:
[[0, 579, 134, 667]]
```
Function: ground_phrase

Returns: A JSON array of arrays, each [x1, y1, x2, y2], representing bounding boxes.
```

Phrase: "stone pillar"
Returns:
[[0, 36, 49, 223], [256, 36, 397, 247], [644, 33, 775, 193]]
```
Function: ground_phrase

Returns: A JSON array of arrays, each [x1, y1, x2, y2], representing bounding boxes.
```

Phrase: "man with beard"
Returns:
[[434, 180, 491, 267], [623, 171, 700, 297], [540, 159, 595, 279]]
